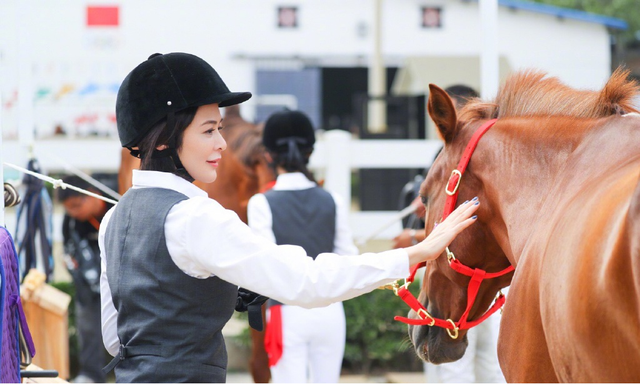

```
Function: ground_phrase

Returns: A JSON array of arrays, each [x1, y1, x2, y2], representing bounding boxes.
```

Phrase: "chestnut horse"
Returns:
[[117, 105, 274, 382], [409, 69, 640, 382]]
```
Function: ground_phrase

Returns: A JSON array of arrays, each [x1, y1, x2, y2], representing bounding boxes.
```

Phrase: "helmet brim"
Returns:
[[217, 92, 253, 107]]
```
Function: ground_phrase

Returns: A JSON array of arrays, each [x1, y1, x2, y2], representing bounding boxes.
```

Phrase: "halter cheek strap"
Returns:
[[388, 119, 514, 339]]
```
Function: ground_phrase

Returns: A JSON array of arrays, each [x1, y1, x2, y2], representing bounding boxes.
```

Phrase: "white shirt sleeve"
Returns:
[[98, 207, 119, 357], [247, 193, 276, 243], [170, 196, 409, 308], [331, 192, 359, 256]]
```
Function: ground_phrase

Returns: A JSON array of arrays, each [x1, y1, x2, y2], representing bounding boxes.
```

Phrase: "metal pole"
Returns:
[[368, 0, 387, 133], [480, 0, 499, 100], [18, 0, 35, 157]]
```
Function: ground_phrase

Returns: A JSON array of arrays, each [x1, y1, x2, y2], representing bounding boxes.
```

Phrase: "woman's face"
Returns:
[[178, 103, 227, 183]]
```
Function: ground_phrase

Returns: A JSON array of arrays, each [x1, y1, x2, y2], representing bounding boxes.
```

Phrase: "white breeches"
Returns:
[[269, 302, 346, 383]]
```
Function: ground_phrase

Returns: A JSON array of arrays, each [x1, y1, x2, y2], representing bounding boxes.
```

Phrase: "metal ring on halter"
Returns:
[[446, 319, 459, 339], [446, 247, 456, 264], [417, 308, 435, 326], [392, 278, 410, 296]]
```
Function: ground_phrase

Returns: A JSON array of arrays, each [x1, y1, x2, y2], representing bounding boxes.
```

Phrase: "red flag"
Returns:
[[87, 6, 119, 27]]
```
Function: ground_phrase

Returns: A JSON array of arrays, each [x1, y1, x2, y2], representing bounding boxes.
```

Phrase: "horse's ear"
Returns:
[[428, 84, 458, 143]]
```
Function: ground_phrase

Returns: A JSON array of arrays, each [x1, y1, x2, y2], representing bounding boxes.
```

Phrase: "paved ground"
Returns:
[[226, 371, 426, 383]]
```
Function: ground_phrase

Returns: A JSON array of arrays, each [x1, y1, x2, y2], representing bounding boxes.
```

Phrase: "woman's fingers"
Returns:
[[405, 199, 481, 265], [454, 216, 478, 233], [441, 199, 479, 228], [423, 200, 479, 258]]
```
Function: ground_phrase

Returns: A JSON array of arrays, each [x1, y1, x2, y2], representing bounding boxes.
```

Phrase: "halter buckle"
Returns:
[[445, 170, 462, 196], [446, 319, 459, 339], [417, 308, 436, 326]]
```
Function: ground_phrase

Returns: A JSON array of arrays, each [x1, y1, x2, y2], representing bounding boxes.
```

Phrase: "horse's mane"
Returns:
[[459, 67, 640, 122]]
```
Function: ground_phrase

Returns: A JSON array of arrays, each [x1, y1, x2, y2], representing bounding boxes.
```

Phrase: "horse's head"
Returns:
[[408, 84, 513, 364]]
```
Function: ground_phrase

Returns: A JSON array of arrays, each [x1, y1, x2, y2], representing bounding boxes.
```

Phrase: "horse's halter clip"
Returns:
[[389, 118, 514, 339]]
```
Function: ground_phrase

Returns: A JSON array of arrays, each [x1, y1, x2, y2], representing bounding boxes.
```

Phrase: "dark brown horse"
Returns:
[[409, 68, 640, 382], [117, 105, 274, 382]]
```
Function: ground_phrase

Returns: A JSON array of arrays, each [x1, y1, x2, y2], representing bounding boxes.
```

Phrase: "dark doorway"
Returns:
[[321, 67, 368, 131], [321, 67, 426, 211], [321, 67, 399, 132]]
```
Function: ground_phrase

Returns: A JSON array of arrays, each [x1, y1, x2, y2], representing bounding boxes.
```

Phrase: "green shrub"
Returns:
[[342, 282, 423, 374]]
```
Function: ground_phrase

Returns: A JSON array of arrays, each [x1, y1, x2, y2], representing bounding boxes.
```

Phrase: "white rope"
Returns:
[[3, 162, 119, 205], [356, 204, 418, 246], [39, 152, 122, 200]]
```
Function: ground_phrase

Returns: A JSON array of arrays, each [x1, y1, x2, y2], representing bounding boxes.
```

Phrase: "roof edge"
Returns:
[[493, 0, 628, 30]]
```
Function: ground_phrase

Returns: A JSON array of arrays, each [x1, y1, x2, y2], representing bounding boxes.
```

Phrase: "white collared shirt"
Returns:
[[247, 172, 358, 255], [99, 170, 409, 356]]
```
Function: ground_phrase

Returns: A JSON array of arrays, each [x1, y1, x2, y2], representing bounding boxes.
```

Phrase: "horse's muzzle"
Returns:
[[408, 309, 469, 364]]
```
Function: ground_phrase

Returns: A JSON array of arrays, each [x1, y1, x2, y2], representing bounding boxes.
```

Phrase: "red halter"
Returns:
[[391, 119, 514, 339]]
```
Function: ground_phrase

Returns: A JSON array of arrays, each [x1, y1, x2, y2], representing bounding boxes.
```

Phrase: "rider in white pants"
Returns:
[[248, 110, 357, 383]]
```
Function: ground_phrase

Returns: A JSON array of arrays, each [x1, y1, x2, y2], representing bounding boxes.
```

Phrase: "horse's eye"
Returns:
[[420, 195, 428, 205]]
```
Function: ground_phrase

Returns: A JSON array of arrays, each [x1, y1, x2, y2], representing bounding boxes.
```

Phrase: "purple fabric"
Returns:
[[0, 226, 35, 383]]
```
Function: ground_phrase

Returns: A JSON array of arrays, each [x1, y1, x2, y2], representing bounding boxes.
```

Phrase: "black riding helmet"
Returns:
[[116, 52, 252, 159], [263, 110, 315, 153], [263, 110, 316, 177]]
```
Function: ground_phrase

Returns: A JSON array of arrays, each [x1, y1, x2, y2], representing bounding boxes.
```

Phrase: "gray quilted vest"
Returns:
[[105, 188, 237, 383], [264, 186, 336, 306]]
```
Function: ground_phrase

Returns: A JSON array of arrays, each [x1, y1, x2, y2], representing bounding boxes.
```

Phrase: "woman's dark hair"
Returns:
[[269, 147, 316, 182], [137, 106, 198, 181], [263, 110, 316, 182]]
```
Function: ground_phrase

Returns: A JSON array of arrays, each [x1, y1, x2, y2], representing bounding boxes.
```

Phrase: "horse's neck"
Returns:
[[479, 117, 635, 265]]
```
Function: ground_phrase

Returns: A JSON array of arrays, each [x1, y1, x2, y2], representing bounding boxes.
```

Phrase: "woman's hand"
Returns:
[[405, 198, 479, 266]]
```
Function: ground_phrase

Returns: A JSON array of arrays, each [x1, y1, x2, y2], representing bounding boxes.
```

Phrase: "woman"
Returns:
[[247, 110, 352, 382], [99, 52, 479, 383]]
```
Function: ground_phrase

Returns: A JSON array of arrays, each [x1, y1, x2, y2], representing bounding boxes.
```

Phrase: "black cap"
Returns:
[[263, 110, 315, 153], [116, 52, 252, 148]]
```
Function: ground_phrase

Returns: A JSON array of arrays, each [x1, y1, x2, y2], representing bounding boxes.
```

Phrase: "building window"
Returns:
[[278, 7, 298, 28], [421, 7, 442, 28]]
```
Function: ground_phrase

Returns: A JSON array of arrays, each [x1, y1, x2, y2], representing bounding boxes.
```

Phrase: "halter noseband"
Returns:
[[389, 118, 514, 339]]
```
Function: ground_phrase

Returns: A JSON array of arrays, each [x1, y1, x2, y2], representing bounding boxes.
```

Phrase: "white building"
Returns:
[[1, 0, 626, 145], [0, 0, 628, 239]]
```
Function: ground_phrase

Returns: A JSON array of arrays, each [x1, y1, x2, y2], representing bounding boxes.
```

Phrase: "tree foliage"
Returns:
[[530, 0, 640, 46]]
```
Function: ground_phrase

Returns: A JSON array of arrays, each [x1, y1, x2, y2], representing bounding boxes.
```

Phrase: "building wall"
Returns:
[[0, 0, 615, 140], [499, 8, 611, 89]]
